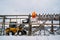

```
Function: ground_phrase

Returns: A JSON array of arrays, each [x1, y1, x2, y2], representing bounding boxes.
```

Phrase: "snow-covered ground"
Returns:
[[0, 35, 60, 40]]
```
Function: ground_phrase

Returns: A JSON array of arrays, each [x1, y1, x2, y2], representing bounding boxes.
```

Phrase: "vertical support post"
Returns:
[[10, 18, 11, 22], [0, 16, 1, 35], [2, 16, 5, 35], [16, 16, 17, 22], [39, 14, 41, 35], [20, 19, 21, 24], [59, 14, 60, 28], [28, 14, 32, 36], [16, 16, 17, 26], [38, 14, 40, 20], [50, 15, 54, 34], [9, 18, 11, 28]]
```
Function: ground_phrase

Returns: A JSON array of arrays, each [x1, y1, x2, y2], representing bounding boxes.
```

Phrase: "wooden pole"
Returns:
[[2, 16, 5, 35], [59, 15, 60, 28], [50, 15, 54, 34], [28, 14, 32, 36], [0, 18, 2, 35], [38, 14, 41, 35], [10, 18, 11, 22]]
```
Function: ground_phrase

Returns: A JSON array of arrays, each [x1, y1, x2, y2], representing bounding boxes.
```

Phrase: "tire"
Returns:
[[5, 28, 10, 35], [17, 30, 27, 35], [11, 31, 15, 35], [17, 31, 21, 35], [6, 33, 9, 35], [21, 30, 27, 35]]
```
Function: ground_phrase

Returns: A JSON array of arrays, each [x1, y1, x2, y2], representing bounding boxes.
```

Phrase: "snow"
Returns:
[[0, 35, 60, 40]]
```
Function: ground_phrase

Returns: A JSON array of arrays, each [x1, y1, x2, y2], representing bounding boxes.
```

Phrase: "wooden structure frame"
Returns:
[[0, 14, 60, 36]]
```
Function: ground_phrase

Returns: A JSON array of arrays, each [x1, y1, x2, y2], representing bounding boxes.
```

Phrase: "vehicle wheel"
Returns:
[[10, 31, 15, 35], [6, 33, 9, 35], [12, 32, 15, 35], [17, 31, 21, 35], [17, 30, 27, 35], [21, 30, 27, 35], [5, 28, 10, 35]]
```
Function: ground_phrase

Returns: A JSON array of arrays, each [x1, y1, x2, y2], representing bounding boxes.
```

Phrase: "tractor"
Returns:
[[5, 22, 27, 35]]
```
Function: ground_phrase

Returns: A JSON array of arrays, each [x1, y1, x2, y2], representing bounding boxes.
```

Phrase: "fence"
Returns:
[[0, 14, 60, 36]]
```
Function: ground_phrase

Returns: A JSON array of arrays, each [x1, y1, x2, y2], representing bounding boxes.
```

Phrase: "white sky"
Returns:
[[0, 0, 60, 15]]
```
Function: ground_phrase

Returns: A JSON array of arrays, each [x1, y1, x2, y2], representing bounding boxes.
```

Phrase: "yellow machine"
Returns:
[[5, 22, 27, 35]]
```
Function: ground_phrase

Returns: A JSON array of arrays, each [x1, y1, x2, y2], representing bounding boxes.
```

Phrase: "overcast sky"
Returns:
[[0, 0, 60, 15]]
